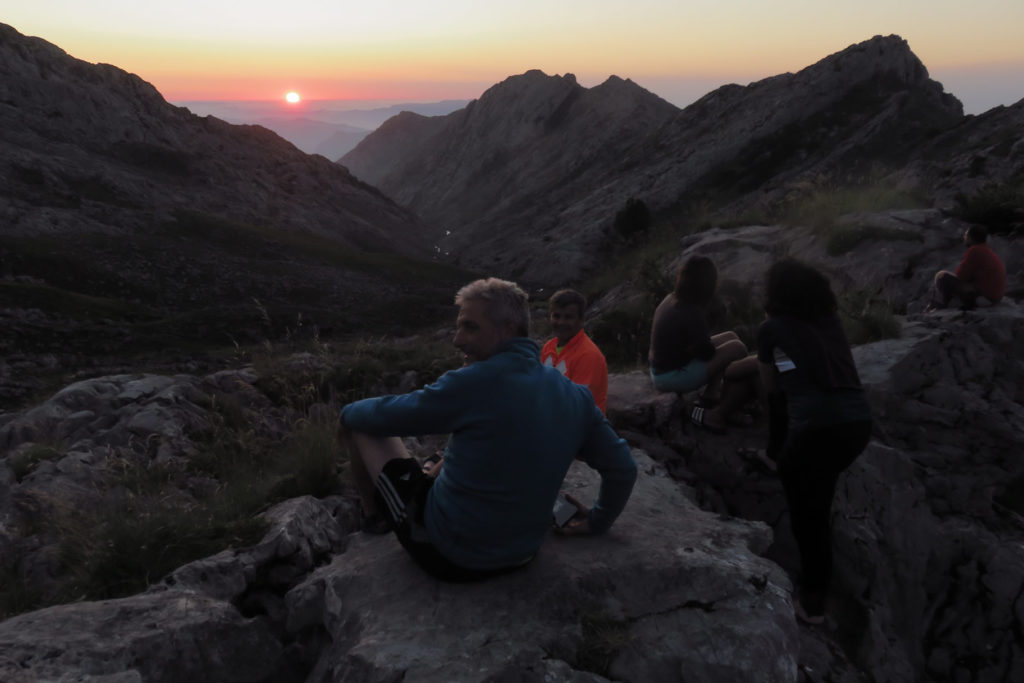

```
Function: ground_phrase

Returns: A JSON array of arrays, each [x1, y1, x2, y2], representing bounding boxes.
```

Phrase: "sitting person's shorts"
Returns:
[[375, 458, 533, 582], [650, 359, 709, 393]]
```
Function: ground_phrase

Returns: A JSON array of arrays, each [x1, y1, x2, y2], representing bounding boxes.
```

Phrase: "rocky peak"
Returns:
[[0, 22, 433, 254], [0, 22, 465, 407], [341, 35, 976, 286], [808, 34, 931, 85]]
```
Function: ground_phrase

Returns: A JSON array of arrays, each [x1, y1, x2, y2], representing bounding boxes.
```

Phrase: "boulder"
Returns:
[[0, 453, 799, 682], [604, 307, 1024, 683], [284, 453, 797, 682], [0, 590, 284, 683]]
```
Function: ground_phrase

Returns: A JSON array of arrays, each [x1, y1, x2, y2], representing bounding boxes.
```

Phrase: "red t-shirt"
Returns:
[[956, 243, 1006, 302], [541, 331, 608, 413]]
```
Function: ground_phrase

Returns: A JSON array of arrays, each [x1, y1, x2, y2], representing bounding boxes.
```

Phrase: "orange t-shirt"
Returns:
[[541, 330, 608, 413]]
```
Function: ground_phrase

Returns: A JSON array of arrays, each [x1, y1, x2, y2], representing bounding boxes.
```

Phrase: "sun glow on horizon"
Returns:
[[5, 1, 1024, 113]]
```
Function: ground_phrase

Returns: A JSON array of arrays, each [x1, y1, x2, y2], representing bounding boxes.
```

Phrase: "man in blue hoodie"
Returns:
[[339, 277, 637, 582]]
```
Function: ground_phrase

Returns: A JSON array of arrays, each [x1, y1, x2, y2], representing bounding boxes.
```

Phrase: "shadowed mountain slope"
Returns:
[[343, 35, 975, 285], [0, 23, 467, 407]]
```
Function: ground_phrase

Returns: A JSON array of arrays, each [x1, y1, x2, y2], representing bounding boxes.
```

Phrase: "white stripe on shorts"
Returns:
[[376, 472, 408, 524]]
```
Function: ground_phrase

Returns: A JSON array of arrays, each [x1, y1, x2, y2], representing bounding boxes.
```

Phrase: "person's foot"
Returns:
[[794, 599, 825, 626], [736, 447, 777, 473], [360, 508, 392, 535]]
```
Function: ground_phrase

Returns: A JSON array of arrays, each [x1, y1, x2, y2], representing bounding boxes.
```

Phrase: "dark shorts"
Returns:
[[375, 458, 532, 583]]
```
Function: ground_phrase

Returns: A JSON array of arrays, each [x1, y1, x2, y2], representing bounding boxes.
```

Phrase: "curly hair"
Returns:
[[764, 259, 837, 320], [455, 278, 530, 336], [673, 255, 718, 305]]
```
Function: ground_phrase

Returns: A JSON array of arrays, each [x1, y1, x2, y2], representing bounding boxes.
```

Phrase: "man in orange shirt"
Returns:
[[928, 225, 1006, 311], [541, 289, 608, 413]]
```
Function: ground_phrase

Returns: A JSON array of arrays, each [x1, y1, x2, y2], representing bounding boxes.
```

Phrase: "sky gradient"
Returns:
[[6, 1, 1024, 114]]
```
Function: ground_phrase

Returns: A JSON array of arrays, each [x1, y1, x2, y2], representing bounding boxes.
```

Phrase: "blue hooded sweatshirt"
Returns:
[[340, 337, 637, 570]]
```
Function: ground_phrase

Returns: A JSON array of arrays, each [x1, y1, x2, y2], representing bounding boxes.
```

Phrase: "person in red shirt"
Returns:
[[541, 289, 608, 413], [928, 225, 1006, 311]]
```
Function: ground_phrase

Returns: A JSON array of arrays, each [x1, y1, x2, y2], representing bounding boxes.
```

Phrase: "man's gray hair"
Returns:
[[455, 278, 530, 337]]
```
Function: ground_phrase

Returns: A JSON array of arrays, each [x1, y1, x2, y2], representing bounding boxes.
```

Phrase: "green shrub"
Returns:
[[10, 444, 63, 482], [589, 308, 651, 370], [779, 177, 928, 232], [613, 197, 652, 241], [51, 489, 268, 602], [839, 289, 901, 344], [274, 417, 341, 499], [575, 609, 632, 676]]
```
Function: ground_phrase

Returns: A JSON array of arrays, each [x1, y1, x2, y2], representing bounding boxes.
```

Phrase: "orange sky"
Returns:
[[6, 2, 1024, 113]]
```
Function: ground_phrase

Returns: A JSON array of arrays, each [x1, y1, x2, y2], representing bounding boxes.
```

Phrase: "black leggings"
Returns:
[[777, 420, 872, 614]]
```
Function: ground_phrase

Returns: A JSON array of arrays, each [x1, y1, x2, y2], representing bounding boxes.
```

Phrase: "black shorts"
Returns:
[[375, 458, 532, 583]]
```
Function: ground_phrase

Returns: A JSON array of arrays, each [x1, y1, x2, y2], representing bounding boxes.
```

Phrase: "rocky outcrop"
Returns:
[[2, 302, 1022, 681], [0, 450, 798, 682], [285, 457, 795, 682], [0, 22, 466, 408], [341, 70, 680, 283], [607, 307, 1024, 683], [0, 23, 433, 254], [893, 96, 1024, 211], [342, 35, 971, 286], [599, 207, 1024, 324]]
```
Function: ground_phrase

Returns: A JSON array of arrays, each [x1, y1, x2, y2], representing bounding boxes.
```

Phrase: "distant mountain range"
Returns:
[[176, 100, 470, 158], [341, 35, 1022, 285], [0, 22, 470, 406]]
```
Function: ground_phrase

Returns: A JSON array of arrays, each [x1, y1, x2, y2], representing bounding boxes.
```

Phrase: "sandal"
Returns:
[[689, 405, 725, 434]]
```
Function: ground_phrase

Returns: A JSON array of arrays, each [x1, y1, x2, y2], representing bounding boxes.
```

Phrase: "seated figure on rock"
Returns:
[[648, 255, 759, 433], [541, 288, 608, 414], [927, 225, 1006, 311], [339, 277, 637, 582]]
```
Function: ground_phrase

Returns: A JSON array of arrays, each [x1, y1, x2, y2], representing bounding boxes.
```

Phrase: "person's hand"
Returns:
[[553, 493, 592, 535], [422, 454, 444, 478]]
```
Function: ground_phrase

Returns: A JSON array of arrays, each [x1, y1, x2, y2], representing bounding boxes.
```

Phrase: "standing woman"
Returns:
[[649, 256, 749, 429], [757, 259, 872, 624]]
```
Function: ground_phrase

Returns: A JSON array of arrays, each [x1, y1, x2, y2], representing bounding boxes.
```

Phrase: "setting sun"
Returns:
[[285, 91, 301, 103]]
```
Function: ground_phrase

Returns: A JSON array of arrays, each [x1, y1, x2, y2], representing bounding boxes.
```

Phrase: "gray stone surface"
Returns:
[[286, 454, 797, 683], [605, 308, 1024, 683], [0, 591, 283, 683]]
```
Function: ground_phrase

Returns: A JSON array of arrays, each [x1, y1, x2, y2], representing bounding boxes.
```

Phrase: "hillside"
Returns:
[[0, 23, 469, 407], [343, 35, 1022, 286]]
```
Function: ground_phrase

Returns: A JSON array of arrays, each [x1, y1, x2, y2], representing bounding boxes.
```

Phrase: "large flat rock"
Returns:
[[286, 453, 798, 682]]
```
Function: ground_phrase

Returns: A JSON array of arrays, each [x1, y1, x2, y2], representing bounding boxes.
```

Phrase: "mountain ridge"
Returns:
[[0, 22, 467, 406], [342, 34, 995, 286]]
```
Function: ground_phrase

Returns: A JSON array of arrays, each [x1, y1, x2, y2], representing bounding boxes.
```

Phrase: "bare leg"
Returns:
[[702, 332, 743, 402], [340, 429, 412, 515], [703, 355, 761, 431], [702, 339, 747, 402], [710, 331, 739, 346], [929, 270, 962, 309]]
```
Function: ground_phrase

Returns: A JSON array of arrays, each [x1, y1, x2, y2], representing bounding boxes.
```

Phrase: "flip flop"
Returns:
[[690, 405, 725, 434]]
